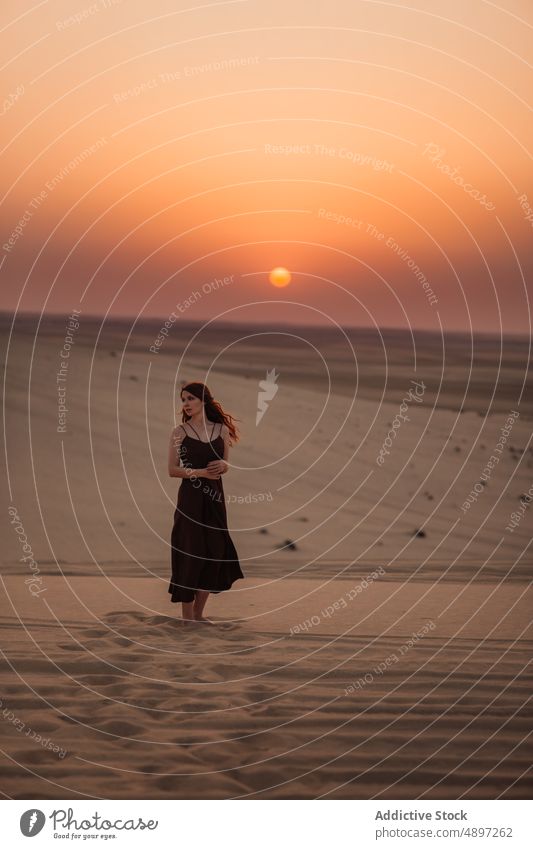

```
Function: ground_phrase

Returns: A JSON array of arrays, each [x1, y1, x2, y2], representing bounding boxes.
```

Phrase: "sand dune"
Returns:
[[1, 574, 531, 799], [1, 315, 532, 798]]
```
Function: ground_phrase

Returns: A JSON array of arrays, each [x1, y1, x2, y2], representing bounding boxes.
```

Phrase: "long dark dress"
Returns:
[[168, 420, 244, 603]]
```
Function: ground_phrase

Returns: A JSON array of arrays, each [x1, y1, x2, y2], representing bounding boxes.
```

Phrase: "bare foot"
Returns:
[[193, 615, 214, 624]]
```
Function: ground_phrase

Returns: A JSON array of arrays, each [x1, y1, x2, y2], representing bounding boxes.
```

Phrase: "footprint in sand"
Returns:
[[103, 652, 154, 665], [77, 674, 124, 686], [245, 686, 274, 703], [93, 683, 131, 698], [138, 763, 160, 773], [61, 659, 116, 675], [13, 748, 64, 765], [9, 714, 61, 732], [144, 615, 180, 627], [59, 715, 78, 724], [97, 719, 143, 736], [154, 775, 183, 791], [104, 611, 150, 624]]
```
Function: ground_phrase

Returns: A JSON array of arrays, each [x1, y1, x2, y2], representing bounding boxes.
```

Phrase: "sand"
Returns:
[[1, 314, 532, 798]]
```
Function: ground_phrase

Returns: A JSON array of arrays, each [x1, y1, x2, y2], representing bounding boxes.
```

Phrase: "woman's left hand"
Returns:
[[206, 459, 228, 475]]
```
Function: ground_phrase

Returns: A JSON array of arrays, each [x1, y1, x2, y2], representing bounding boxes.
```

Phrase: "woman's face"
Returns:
[[181, 391, 203, 417]]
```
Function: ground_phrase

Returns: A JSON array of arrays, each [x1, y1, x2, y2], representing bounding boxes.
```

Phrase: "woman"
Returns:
[[168, 381, 244, 622]]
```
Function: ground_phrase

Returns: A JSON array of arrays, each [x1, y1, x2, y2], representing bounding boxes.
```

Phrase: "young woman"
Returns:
[[167, 381, 244, 622]]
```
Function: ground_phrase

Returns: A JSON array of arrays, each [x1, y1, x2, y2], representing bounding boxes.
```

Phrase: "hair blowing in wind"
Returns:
[[180, 382, 240, 445]]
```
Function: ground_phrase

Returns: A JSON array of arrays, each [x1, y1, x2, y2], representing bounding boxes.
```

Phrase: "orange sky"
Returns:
[[1, 0, 532, 332]]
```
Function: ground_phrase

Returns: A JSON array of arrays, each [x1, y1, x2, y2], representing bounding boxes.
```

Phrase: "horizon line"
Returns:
[[0, 309, 530, 340]]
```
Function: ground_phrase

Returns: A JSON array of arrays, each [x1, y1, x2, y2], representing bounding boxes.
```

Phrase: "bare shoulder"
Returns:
[[220, 423, 230, 440], [170, 423, 186, 442]]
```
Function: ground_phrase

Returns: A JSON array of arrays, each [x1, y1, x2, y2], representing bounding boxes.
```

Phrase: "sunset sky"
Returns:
[[1, 0, 532, 332]]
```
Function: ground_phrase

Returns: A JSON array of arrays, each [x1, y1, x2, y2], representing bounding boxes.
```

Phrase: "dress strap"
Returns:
[[186, 421, 202, 441], [183, 420, 217, 441]]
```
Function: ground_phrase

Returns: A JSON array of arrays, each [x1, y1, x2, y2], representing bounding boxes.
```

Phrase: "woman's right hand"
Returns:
[[198, 468, 221, 480]]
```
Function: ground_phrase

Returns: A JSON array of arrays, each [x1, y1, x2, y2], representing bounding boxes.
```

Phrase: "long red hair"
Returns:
[[180, 382, 240, 445]]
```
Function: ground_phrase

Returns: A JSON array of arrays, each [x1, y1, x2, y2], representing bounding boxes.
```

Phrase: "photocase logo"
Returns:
[[20, 809, 46, 836], [256, 368, 279, 425]]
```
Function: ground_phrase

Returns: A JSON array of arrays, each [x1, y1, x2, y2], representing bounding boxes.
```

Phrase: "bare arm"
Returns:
[[168, 426, 221, 480], [168, 426, 197, 479]]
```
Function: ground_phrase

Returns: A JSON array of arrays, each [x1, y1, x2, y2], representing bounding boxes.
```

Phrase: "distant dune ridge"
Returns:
[[1, 313, 532, 799]]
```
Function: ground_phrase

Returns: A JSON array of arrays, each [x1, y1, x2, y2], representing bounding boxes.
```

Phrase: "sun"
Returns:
[[269, 267, 291, 287]]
